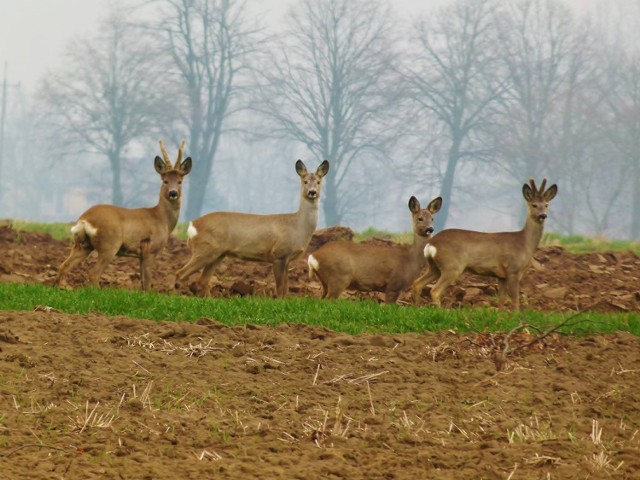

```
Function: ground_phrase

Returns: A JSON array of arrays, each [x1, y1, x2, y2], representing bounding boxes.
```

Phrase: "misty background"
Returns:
[[1, 0, 639, 239]]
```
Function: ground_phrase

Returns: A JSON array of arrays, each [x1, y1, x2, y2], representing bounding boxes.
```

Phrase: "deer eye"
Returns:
[[178, 180, 182, 185], [164, 180, 169, 185], [532, 203, 538, 208], [418, 217, 424, 221], [304, 180, 309, 184]]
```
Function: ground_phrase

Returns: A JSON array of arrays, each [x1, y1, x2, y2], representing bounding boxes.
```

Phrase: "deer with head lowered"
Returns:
[[55, 140, 192, 290], [412, 179, 558, 309], [174, 159, 330, 298], [308, 196, 442, 304]]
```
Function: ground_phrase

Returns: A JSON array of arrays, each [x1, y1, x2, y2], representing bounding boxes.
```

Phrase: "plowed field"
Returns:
[[1, 226, 639, 479]]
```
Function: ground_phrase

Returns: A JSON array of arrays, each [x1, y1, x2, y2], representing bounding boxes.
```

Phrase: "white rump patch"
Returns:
[[424, 244, 437, 258], [187, 222, 198, 239], [308, 254, 319, 272], [71, 220, 97, 237]]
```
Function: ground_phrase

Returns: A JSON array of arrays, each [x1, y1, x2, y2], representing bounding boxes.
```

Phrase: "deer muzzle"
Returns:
[[168, 190, 179, 200]]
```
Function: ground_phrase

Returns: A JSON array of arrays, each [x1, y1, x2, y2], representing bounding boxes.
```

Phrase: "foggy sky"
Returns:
[[1, 0, 599, 93]]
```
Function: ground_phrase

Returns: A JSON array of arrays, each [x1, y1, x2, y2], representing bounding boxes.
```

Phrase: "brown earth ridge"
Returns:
[[1, 225, 639, 312]]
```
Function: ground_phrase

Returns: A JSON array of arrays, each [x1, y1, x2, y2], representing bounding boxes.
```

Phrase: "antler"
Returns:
[[539, 178, 547, 193], [175, 140, 186, 168], [528, 178, 537, 193], [158, 139, 171, 169]]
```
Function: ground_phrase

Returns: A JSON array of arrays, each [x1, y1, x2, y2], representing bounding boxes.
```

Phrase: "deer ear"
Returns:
[[295, 160, 307, 176], [543, 184, 558, 201], [522, 183, 534, 201], [316, 160, 330, 178], [180, 157, 192, 175], [154, 156, 166, 174], [408, 196, 420, 213], [428, 196, 442, 214]]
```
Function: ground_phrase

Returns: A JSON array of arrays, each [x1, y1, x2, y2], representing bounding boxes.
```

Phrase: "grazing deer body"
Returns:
[[55, 140, 192, 291], [308, 196, 442, 304], [412, 179, 558, 309], [175, 159, 330, 298]]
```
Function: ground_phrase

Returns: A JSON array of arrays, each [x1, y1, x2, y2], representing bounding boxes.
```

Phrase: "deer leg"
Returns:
[[55, 243, 91, 286], [497, 278, 508, 307], [175, 251, 215, 290], [384, 288, 400, 304], [325, 277, 350, 300], [195, 258, 223, 297], [505, 275, 520, 310], [273, 259, 287, 298], [384, 277, 404, 304], [429, 269, 462, 307], [411, 268, 439, 305], [88, 244, 120, 287], [319, 280, 329, 299], [139, 240, 153, 291]]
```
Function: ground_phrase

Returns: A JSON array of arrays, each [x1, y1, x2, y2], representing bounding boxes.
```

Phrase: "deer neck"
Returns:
[[155, 195, 181, 234], [295, 196, 319, 237], [521, 215, 545, 257], [411, 232, 430, 266]]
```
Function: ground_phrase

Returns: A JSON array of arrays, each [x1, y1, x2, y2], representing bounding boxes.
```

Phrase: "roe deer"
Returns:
[[174, 159, 330, 298], [55, 140, 192, 290], [307, 196, 442, 303], [411, 179, 558, 309]]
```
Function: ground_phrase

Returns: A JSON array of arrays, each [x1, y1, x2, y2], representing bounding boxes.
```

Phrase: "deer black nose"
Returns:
[[538, 213, 547, 220], [425, 227, 434, 235], [169, 190, 179, 200], [308, 190, 317, 198]]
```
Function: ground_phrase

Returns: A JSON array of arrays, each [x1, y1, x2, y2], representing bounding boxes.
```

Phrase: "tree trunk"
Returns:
[[322, 171, 340, 227], [110, 154, 123, 206], [185, 146, 214, 220], [434, 138, 461, 232]]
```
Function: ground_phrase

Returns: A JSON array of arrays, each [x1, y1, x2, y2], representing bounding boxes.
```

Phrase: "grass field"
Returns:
[[1, 283, 638, 336]]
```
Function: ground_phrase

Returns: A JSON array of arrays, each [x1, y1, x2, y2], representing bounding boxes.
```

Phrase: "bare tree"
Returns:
[[591, 1, 640, 240], [257, 0, 400, 227], [403, 0, 506, 230], [40, 11, 167, 205], [155, 0, 257, 219], [493, 0, 581, 181]]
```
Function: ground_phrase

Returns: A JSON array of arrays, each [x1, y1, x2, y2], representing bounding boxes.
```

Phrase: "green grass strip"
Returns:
[[1, 283, 637, 336]]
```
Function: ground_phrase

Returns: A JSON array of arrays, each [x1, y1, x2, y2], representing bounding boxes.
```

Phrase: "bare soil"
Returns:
[[1, 226, 640, 479]]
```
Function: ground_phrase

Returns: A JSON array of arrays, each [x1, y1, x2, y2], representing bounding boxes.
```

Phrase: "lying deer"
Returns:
[[55, 140, 192, 290], [412, 179, 558, 309], [307, 196, 442, 303], [175, 159, 330, 298]]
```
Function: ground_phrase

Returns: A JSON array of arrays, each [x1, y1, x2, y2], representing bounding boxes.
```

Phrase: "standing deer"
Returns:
[[307, 196, 442, 303], [55, 140, 192, 290], [412, 179, 558, 309], [174, 159, 330, 298]]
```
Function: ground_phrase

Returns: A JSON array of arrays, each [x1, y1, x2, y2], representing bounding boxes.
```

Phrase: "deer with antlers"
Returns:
[[412, 179, 558, 309], [55, 140, 192, 291], [174, 159, 330, 298], [308, 196, 442, 303]]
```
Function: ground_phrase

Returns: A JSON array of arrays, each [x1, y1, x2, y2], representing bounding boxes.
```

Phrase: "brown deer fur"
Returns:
[[174, 159, 330, 298], [412, 179, 558, 309], [55, 140, 192, 291], [308, 196, 442, 303]]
